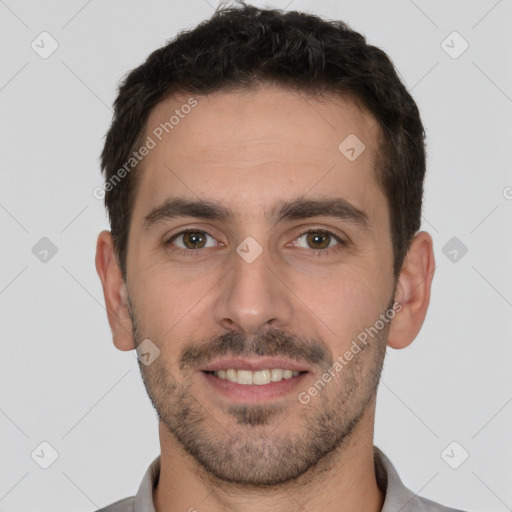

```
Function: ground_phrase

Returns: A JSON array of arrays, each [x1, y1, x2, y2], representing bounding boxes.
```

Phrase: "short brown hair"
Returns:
[[100, 2, 426, 280]]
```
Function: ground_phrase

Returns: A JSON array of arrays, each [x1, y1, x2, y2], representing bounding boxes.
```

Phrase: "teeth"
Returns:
[[237, 370, 253, 385], [226, 369, 237, 383], [270, 369, 283, 381], [283, 369, 293, 379], [252, 369, 270, 385], [212, 368, 301, 385]]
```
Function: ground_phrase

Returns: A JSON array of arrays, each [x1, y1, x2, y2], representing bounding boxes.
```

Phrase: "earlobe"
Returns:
[[95, 230, 136, 351], [386, 231, 436, 350]]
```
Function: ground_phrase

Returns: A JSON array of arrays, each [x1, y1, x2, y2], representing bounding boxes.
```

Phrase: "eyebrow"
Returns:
[[143, 196, 371, 231]]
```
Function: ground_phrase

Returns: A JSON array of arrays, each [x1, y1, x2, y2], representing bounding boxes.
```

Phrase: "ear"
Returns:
[[95, 230, 135, 351], [387, 231, 435, 350]]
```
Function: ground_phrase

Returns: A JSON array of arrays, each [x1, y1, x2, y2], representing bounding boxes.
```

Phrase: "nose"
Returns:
[[213, 243, 294, 335]]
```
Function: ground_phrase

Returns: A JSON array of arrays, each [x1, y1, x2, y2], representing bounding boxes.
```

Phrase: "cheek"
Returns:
[[130, 265, 197, 337], [298, 266, 388, 341]]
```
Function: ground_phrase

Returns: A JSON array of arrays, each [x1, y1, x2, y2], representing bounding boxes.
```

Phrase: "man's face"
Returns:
[[125, 84, 396, 486]]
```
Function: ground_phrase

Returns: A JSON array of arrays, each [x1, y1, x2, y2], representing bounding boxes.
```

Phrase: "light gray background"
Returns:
[[1, 1, 511, 511]]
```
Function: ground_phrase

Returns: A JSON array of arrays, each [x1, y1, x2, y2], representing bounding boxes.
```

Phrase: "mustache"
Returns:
[[179, 327, 331, 371]]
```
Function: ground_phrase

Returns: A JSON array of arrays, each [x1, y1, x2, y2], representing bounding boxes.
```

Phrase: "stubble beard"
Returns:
[[128, 296, 390, 488]]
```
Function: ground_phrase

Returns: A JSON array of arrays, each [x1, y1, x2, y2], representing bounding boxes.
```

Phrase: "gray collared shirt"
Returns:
[[95, 446, 466, 512]]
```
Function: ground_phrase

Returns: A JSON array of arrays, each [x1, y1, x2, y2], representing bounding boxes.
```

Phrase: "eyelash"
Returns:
[[165, 227, 347, 258], [293, 228, 347, 256]]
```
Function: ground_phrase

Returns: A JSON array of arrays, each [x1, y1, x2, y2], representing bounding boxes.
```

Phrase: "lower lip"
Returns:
[[201, 371, 309, 403]]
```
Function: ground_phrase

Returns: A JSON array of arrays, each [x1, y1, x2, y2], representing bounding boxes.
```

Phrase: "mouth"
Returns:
[[199, 357, 311, 403], [204, 368, 306, 384]]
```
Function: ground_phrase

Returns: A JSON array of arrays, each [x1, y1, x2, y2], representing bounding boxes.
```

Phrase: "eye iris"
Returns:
[[183, 231, 206, 249], [307, 232, 330, 249]]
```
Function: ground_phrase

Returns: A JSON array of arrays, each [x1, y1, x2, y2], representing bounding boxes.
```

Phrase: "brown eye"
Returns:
[[168, 230, 217, 250], [294, 230, 342, 250], [305, 232, 331, 249], [182, 231, 206, 249]]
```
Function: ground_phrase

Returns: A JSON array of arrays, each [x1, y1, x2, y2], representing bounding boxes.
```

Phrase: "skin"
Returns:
[[96, 83, 435, 512]]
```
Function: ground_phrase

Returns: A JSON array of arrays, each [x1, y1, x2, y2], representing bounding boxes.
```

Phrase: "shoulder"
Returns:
[[92, 496, 135, 512], [374, 446, 468, 512], [415, 494, 468, 512]]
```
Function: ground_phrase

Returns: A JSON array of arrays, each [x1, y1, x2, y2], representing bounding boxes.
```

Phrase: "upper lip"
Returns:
[[199, 357, 311, 373]]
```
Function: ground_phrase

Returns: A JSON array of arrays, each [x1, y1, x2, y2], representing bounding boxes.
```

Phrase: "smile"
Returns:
[[205, 368, 303, 385]]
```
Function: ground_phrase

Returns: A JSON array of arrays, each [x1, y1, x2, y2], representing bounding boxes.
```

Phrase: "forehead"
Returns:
[[132, 83, 386, 228]]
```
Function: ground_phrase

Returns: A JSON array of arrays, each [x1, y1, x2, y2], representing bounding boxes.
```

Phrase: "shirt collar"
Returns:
[[134, 446, 421, 512], [373, 445, 426, 510], [134, 454, 160, 512]]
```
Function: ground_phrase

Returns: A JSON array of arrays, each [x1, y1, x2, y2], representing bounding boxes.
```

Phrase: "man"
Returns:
[[95, 3, 465, 511]]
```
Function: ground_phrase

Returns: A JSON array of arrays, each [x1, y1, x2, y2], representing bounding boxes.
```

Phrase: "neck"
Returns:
[[153, 403, 384, 512]]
